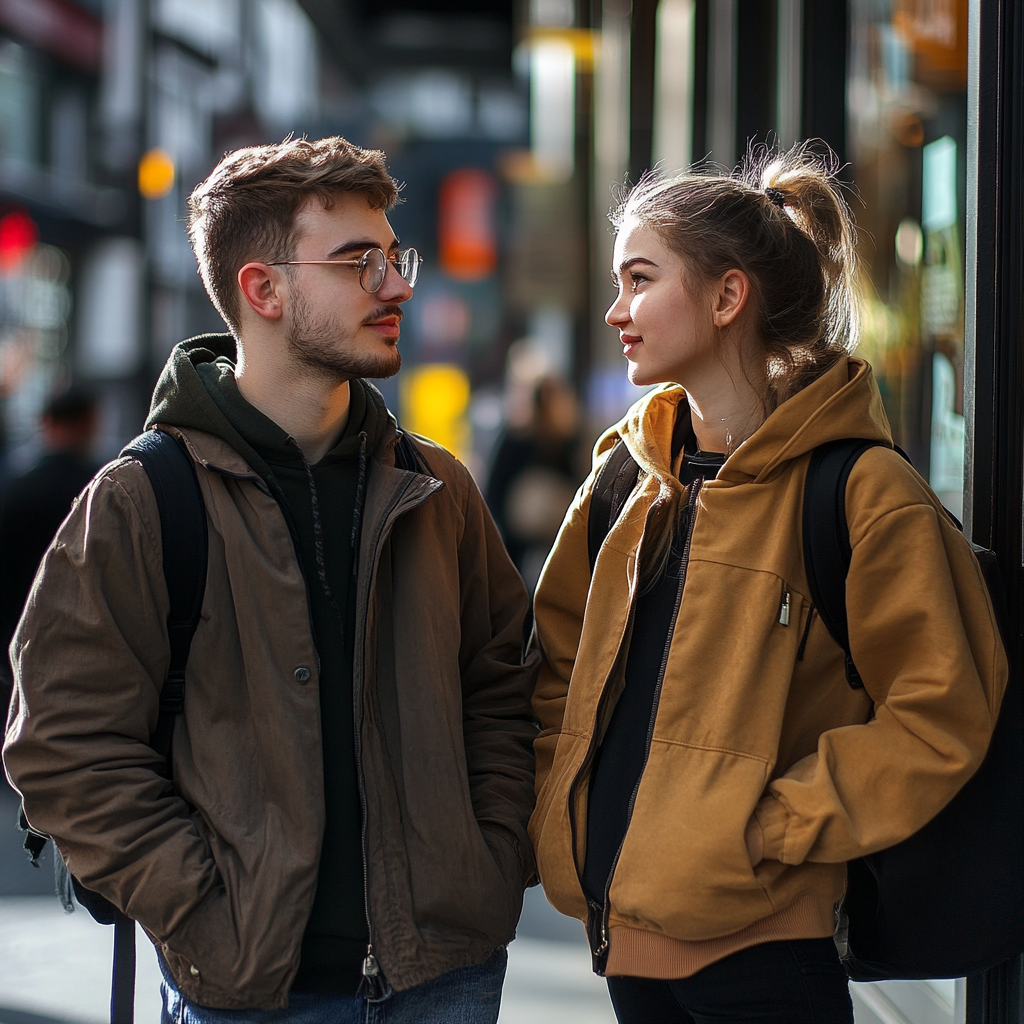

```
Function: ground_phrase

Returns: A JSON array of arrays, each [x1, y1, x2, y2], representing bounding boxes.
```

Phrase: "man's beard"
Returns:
[[286, 290, 402, 382]]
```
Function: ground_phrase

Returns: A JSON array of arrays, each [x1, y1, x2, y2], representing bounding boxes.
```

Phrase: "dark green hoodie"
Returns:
[[149, 335, 389, 994]]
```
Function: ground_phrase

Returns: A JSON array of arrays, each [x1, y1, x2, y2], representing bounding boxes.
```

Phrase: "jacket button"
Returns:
[[294, 666, 311, 683], [190, 964, 200, 978]]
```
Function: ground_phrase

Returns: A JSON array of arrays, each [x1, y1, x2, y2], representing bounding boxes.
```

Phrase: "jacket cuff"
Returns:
[[754, 793, 790, 862]]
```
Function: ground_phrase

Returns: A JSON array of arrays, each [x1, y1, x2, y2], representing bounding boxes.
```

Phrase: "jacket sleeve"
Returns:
[[2, 460, 220, 937], [454, 463, 541, 881], [753, 448, 1009, 865]]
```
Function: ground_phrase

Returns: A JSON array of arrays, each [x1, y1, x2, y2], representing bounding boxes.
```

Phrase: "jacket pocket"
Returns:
[[608, 739, 775, 940]]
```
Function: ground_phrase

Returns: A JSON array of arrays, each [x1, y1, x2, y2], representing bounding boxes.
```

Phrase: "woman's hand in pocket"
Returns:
[[744, 814, 765, 868]]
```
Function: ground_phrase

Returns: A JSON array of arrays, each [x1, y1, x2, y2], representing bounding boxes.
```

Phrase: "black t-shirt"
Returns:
[[582, 443, 728, 906]]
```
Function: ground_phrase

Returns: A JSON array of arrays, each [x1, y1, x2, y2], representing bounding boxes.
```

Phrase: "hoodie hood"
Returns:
[[603, 356, 892, 487], [146, 334, 395, 479]]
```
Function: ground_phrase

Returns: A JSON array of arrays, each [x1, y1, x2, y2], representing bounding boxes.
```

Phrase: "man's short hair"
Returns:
[[187, 136, 399, 332]]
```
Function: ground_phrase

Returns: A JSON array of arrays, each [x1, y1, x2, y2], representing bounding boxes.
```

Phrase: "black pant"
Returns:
[[606, 938, 854, 1024]]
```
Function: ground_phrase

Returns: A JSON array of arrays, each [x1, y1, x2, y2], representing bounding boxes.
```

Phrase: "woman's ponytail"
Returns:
[[757, 147, 860, 395]]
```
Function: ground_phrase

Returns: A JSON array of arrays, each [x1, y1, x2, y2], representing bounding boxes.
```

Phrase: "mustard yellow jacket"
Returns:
[[530, 356, 1007, 951]]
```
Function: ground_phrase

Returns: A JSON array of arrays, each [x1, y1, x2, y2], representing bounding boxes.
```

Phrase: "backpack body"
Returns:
[[587, 436, 1023, 981], [803, 438, 1024, 980]]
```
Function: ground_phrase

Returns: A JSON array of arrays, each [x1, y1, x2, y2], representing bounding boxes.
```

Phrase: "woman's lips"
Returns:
[[621, 334, 642, 357]]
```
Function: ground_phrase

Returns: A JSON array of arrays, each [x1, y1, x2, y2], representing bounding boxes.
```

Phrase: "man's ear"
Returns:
[[712, 269, 750, 328], [238, 263, 285, 321]]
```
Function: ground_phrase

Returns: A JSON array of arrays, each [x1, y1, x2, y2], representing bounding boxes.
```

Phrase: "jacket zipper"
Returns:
[[779, 588, 791, 626], [575, 477, 704, 974], [353, 472, 441, 997]]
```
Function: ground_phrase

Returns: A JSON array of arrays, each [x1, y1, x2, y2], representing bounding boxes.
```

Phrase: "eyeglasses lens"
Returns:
[[359, 249, 387, 293], [399, 249, 421, 288]]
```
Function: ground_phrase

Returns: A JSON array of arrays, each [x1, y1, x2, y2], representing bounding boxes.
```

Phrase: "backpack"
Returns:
[[18, 428, 208, 1024], [587, 436, 1024, 981]]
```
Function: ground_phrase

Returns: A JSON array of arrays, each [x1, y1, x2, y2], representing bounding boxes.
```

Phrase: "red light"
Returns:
[[438, 169, 498, 281], [0, 212, 39, 273]]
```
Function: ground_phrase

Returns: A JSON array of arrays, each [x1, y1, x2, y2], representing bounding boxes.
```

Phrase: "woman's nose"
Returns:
[[605, 292, 629, 327]]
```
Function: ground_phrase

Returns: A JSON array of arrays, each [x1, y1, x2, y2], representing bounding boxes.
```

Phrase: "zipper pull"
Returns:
[[362, 950, 380, 978], [356, 944, 388, 1000], [779, 589, 791, 626]]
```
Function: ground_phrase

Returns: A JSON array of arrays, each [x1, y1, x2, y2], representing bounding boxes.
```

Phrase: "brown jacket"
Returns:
[[531, 357, 1007, 969], [4, 415, 537, 1008]]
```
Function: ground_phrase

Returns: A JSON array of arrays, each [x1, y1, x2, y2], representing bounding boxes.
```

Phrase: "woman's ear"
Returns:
[[712, 269, 750, 328]]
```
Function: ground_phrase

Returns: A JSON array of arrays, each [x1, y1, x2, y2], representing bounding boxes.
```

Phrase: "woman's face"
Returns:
[[605, 218, 715, 388]]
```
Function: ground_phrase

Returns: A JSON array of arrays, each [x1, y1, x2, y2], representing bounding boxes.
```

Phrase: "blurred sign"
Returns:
[[0, 211, 38, 274], [401, 363, 470, 460], [138, 149, 176, 200], [0, 0, 101, 72], [893, 0, 968, 89], [438, 169, 498, 281]]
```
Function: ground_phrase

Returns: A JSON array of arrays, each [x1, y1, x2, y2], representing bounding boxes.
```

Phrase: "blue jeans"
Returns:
[[159, 947, 507, 1024]]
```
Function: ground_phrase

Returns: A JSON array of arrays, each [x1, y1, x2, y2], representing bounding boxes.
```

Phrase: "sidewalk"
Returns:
[[0, 895, 615, 1024]]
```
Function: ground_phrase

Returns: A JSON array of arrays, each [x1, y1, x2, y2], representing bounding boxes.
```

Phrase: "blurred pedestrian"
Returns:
[[4, 136, 536, 1023], [0, 388, 97, 704], [486, 373, 583, 593], [529, 146, 1006, 1024]]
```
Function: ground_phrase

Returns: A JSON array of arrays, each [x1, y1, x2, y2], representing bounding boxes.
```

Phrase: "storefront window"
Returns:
[[848, 0, 968, 518], [847, 3, 969, 1021]]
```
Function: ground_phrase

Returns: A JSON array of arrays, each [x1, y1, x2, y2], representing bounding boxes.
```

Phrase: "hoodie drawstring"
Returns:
[[351, 432, 367, 579]]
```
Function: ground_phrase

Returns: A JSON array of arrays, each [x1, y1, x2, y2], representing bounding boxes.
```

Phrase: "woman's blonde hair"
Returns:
[[612, 142, 860, 409]]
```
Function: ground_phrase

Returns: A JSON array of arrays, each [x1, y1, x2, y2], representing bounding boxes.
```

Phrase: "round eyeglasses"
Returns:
[[268, 247, 422, 293]]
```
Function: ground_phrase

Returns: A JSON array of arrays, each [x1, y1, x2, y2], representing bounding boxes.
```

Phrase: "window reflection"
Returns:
[[849, 0, 968, 518]]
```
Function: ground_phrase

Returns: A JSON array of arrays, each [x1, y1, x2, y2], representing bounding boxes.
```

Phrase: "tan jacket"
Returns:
[[530, 357, 1006, 970], [4, 421, 537, 1009]]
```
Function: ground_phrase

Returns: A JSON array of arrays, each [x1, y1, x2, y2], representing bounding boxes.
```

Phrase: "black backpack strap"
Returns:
[[121, 429, 208, 770], [393, 430, 432, 476], [803, 438, 902, 689], [110, 913, 136, 1024], [588, 441, 641, 575]]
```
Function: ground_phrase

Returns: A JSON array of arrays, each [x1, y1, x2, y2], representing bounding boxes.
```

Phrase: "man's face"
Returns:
[[280, 193, 414, 382]]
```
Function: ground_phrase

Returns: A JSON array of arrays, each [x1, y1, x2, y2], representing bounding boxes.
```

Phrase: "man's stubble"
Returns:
[[286, 286, 402, 383]]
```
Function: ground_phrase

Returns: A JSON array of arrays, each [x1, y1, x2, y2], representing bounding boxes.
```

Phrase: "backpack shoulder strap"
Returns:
[[121, 429, 208, 766], [394, 430, 432, 476], [588, 440, 641, 575], [803, 438, 895, 689]]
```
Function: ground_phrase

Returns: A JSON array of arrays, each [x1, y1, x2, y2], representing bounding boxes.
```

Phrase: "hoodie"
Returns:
[[149, 334, 387, 993], [530, 356, 1007, 980]]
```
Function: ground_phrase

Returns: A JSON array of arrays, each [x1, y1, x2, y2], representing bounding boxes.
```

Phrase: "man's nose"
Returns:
[[377, 261, 414, 303]]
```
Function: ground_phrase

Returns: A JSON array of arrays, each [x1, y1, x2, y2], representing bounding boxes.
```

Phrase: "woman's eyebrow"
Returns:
[[618, 256, 657, 274]]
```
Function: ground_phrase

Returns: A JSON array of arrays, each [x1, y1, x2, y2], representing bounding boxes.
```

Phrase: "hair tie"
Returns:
[[765, 187, 787, 209]]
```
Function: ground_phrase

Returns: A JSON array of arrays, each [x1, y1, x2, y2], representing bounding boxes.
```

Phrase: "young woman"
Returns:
[[529, 147, 1007, 1024]]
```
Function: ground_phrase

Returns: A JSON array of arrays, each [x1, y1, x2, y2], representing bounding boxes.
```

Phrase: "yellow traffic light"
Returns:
[[138, 149, 176, 200]]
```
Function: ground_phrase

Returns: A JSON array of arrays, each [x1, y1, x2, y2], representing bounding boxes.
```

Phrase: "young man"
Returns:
[[4, 137, 538, 1023]]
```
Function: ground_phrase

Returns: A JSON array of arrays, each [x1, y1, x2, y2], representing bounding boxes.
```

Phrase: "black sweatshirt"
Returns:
[[197, 359, 387, 994], [582, 445, 727, 907]]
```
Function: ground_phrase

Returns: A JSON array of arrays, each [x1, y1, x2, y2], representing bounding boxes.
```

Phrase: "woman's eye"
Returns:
[[629, 274, 647, 292]]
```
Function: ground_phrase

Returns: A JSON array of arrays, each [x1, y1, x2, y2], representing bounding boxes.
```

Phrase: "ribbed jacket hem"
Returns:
[[604, 894, 836, 979]]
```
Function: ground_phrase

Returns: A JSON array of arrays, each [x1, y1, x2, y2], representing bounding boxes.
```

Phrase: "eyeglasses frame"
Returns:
[[267, 247, 422, 293]]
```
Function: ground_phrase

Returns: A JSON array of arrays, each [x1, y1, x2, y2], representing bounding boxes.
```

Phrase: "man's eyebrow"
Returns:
[[325, 238, 401, 259]]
